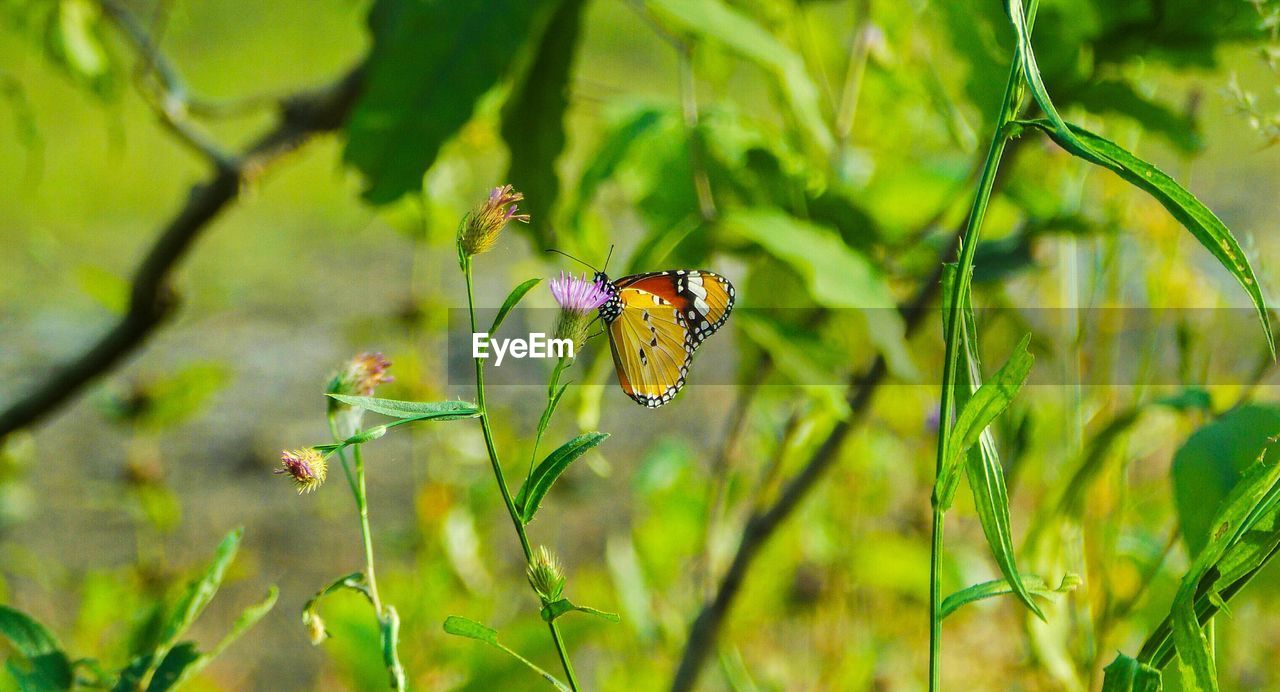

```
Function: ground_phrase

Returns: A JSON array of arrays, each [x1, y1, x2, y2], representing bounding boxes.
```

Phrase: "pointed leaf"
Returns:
[[157, 528, 241, 650], [1101, 654, 1163, 692], [442, 616, 569, 691], [940, 574, 1079, 620], [942, 333, 1034, 487], [515, 432, 609, 523], [326, 395, 481, 422], [539, 598, 621, 623], [146, 642, 200, 692], [0, 606, 72, 690], [1006, 0, 1272, 356], [490, 278, 542, 337], [1168, 444, 1280, 691]]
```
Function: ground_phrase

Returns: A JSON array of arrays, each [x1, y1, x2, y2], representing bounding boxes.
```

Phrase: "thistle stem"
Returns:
[[928, 51, 1024, 692], [329, 414, 403, 689], [464, 257, 581, 691]]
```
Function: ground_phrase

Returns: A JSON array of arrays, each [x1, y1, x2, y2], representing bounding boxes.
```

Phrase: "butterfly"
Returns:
[[593, 269, 735, 408]]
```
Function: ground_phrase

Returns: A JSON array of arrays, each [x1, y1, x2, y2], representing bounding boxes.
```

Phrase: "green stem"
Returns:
[[928, 55, 1024, 692], [329, 414, 403, 689], [351, 443, 383, 613], [527, 357, 569, 485], [464, 257, 581, 692]]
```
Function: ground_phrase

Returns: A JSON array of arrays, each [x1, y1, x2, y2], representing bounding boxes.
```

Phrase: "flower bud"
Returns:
[[276, 448, 328, 494], [457, 185, 529, 260], [526, 546, 565, 603]]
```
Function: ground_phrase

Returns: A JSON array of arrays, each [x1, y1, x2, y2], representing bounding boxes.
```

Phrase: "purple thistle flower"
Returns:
[[550, 271, 610, 314], [549, 272, 609, 351]]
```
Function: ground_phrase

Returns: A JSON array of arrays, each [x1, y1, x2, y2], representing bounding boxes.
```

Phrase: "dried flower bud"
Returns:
[[326, 352, 394, 401], [457, 184, 529, 260], [549, 272, 610, 352], [526, 545, 565, 603], [303, 610, 328, 645], [276, 448, 327, 494]]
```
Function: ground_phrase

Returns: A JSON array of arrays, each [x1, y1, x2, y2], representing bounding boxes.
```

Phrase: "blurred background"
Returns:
[[3, 0, 1280, 689]]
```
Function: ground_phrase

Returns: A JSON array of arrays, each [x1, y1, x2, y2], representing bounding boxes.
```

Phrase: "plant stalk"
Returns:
[[464, 257, 581, 691], [928, 55, 1024, 692]]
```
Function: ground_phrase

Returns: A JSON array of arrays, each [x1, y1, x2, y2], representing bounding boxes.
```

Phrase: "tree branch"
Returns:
[[669, 253, 945, 691], [670, 128, 1031, 689], [0, 64, 365, 439]]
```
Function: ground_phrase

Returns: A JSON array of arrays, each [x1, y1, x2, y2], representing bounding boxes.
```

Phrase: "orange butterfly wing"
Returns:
[[606, 271, 735, 407]]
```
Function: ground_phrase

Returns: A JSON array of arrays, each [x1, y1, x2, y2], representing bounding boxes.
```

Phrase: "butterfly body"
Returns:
[[594, 270, 735, 408]]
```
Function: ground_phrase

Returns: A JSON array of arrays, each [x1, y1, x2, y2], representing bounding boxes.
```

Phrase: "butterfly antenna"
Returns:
[[545, 248, 598, 272], [603, 244, 615, 273]]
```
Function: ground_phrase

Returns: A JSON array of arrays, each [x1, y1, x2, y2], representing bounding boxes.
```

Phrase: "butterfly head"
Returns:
[[593, 272, 623, 323]]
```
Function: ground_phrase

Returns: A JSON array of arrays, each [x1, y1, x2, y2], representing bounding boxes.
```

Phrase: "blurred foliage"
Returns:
[[3, 0, 1280, 689]]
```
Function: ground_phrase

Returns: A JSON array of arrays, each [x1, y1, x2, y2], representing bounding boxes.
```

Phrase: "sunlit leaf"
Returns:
[[326, 395, 481, 422], [1172, 404, 1280, 556], [941, 333, 1034, 494], [646, 0, 831, 158], [1167, 440, 1280, 691], [490, 278, 542, 337], [940, 573, 1079, 620], [0, 605, 72, 690], [719, 208, 914, 377], [515, 432, 609, 523], [157, 528, 241, 651], [1101, 654, 1163, 692], [539, 598, 620, 623], [442, 616, 569, 691], [1007, 0, 1273, 356]]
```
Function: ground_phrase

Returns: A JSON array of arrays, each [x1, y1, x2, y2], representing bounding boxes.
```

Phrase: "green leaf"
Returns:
[[938, 265, 1044, 621], [345, 0, 557, 204], [145, 642, 200, 692], [146, 586, 277, 691], [442, 615, 498, 645], [326, 395, 481, 422], [719, 208, 914, 378], [1168, 442, 1280, 691], [1101, 654, 1163, 692], [301, 573, 371, 645], [207, 587, 277, 661], [1006, 0, 1273, 357], [645, 0, 831, 158], [1173, 405, 1280, 556], [1071, 79, 1202, 154], [442, 616, 569, 691], [500, 0, 586, 249], [490, 278, 542, 337], [515, 432, 609, 523], [539, 598, 620, 623], [735, 311, 849, 416], [566, 106, 670, 233], [157, 528, 241, 652], [941, 333, 1034, 494], [48, 0, 118, 98], [0, 605, 72, 690], [939, 573, 1079, 620], [380, 606, 406, 692]]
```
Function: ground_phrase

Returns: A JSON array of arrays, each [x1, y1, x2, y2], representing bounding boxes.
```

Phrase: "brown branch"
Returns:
[[670, 129, 1031, 689], [0, 64, 365, 439], [669, 243, 951, 692]]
